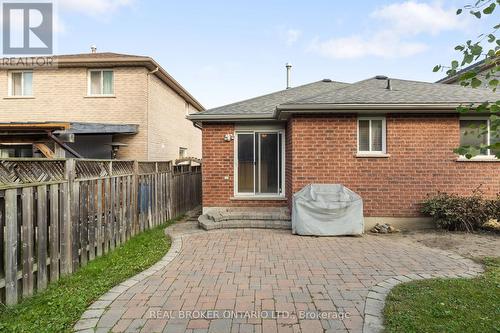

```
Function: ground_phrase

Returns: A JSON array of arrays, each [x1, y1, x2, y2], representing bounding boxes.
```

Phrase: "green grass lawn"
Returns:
[[0, 217, 182, 333], [384, 257, 500, 333]]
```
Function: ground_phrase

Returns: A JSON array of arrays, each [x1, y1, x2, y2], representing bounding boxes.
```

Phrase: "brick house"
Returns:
[[0, 52, 203, 160], [189, 76, 499, 227]]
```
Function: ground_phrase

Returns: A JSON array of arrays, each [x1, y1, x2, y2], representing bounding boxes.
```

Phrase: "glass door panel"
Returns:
[[259, 133, 278, 194], [237, 133, 254, 193]]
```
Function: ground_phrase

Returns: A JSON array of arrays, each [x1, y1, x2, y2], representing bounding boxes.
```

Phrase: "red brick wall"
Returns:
[[202, 115, 499, 216], [288, 114, 499, 216], [202, 123, 288, 208]]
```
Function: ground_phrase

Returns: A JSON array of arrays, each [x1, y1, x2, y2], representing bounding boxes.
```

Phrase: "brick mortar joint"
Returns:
[[361, 249, 484, 333]]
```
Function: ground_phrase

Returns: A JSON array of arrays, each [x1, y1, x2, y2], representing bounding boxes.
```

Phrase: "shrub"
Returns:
[[422, 190, 500, 232]]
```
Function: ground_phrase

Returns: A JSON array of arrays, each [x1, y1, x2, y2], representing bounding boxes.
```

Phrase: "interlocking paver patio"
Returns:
[[77, 224, 482, 333]]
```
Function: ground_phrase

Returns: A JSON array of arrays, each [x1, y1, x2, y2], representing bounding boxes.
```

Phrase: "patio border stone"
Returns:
[[361, 247, 484, 333], [73, 222, 203, 332]]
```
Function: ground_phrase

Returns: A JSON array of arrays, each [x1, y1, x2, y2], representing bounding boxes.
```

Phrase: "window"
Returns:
[[235, 130, 285, 196], [88, 70, 114, 95], [9, 71, 33, 96], [358, 117, 386, 154], [460, 118, 498, 157], [179, 147, 187, 159]]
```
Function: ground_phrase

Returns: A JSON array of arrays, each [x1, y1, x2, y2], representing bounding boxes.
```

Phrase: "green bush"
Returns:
[[422, 190, 500, 231]]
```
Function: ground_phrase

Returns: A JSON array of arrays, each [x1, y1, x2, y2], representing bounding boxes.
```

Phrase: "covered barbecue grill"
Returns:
[[292, 184, 364, 236]]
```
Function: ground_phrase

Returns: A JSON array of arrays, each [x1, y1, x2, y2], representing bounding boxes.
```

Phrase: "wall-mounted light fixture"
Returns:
[[224, 134, 234, 142]]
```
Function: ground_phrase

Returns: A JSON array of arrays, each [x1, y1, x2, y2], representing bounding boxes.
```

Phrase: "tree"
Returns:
[[433, 0, 499, 158]]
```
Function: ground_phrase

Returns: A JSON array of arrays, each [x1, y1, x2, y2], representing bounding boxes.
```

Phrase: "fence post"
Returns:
[[60, 159, 75, 276]]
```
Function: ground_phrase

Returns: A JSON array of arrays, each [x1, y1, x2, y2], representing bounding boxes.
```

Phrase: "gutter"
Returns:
[[275, 103, 481, 119], [187, 113, 276, 121]]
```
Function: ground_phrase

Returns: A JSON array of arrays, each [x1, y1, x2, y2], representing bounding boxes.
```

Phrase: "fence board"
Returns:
[[21, 187, 34, 297], [88, 180, 96, 261], [4, 189, 17, 305], [115, 178, 121, 247], [104, 178, 110, 253], [121, 177, 126, 243], [60, 182, 71, 275], [71, 182, 80, 271], [109, 178, 116, 250], [96, 179, 103, 257], [49, 184, 59, 282], [37, 185, 48, 291], [79, 182, 88, 267]]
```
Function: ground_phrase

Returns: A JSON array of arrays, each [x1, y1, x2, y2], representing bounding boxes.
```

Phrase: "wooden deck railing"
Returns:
[[0, 158, 201, 305]]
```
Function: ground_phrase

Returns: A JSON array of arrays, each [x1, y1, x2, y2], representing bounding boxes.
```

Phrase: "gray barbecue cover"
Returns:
[[292, 184, 364, 236]]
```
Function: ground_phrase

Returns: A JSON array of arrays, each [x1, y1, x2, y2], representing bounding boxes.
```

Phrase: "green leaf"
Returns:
[[456, 8, 462, 14], [483, 3, 496, 14], [460, 71, 477, 80], [488, 34, 496, 43], [451, 60, 459, 68], [489, 79, 499, 88], [454, 45, 465, 51], [433, 65, 441, 72], [471, 77, 482, 88], [470, 10, 481, 18], [471, 44, 483, 56], [462, 53, 474, 65]]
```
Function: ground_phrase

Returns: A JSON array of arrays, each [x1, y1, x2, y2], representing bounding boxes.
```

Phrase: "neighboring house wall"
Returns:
[[0, 66, 201, 160], [0, 67, 148, 159], [202, 115, 499, 217], [147, 74, 201, 161]]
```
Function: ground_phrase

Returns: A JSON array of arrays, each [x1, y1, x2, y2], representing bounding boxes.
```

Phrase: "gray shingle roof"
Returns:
[[288, 77, 499, 105], [189, 76, 500, 121], [197, 80, 349, 116]]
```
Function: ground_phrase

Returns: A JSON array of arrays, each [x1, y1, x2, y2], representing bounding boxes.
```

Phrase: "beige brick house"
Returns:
[[0, 52, 203, 160]]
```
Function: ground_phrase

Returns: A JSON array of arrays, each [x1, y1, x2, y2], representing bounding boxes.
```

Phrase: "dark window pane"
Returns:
[[12, 72, 22, 96], [490, 126, 499, 157], [238, 134, 254, 193], [278, 133, 282, 193], [23, 72, 33, 96], [103, 71, 113, 94], [90, 71, 101, 95], [460, 120, 488, 155], [359, 120, 369, 151], [259, 133, 278, 194], [371, 120, 383, 151]]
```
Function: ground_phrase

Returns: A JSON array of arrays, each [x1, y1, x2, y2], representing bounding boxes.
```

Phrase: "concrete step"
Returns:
[[198, 207, 291, 231]]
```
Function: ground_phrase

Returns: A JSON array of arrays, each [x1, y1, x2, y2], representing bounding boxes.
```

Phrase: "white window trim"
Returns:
[[357, 116, 387, 154], [87, 69, 114, 96], [179, 147, 187, 158], [233, 129, 285, 198], [8, 70, 33, 97], [459, 116, 497, 159]]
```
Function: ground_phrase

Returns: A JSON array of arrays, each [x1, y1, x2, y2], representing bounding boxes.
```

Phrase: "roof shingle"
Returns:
[[289, 77, 499, 105], [197, 80, 350, 116]]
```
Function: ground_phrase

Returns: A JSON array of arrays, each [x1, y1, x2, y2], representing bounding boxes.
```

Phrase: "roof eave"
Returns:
[[276, 103, 475, 119], [187, 113, 276, 121]]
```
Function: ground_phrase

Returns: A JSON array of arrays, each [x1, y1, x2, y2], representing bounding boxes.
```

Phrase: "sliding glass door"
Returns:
[[236, 131, 284, 196]]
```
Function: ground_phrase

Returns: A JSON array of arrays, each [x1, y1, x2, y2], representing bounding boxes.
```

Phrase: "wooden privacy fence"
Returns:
[[0, 158, 201, 305]]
